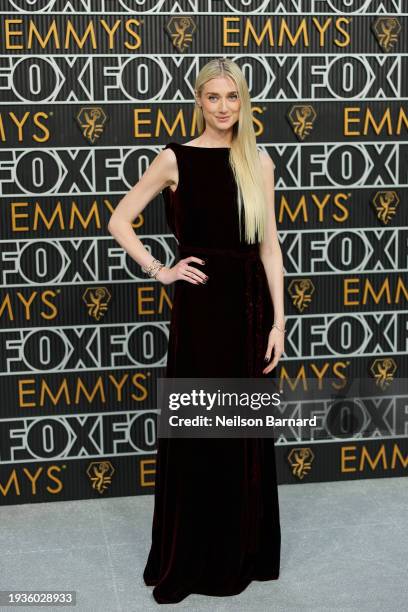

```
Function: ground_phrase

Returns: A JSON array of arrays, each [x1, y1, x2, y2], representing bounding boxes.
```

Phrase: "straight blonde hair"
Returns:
[[194, 58, 268, 244]]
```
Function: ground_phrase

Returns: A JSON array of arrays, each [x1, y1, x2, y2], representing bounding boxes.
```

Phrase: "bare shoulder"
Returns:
[[153, 146, 178, 189], [129, 145, 178, 195], [258, 148, 275, 170], [158, 145, 176, 162], [151, 145, 177, 170]]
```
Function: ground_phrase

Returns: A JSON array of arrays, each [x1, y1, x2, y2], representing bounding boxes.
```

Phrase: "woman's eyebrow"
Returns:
[[206, 91, 238, 95]]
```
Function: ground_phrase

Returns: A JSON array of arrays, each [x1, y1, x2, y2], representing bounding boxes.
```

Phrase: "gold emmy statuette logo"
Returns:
[[165, 17, 197, 52], [372, 17, 401, 52], [288, 448, 315, 480], [288, 105, 317, 141], [370, 358, 397, 390], [288, 279, 315, 313], [82, 287, 111, 320], [87, 461, 115, 494], [76, 107, 108, 143], [371, 191, 399, 225]]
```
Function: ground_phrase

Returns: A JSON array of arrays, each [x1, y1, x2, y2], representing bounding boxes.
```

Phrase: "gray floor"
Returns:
[[0, 476, 407, 612]]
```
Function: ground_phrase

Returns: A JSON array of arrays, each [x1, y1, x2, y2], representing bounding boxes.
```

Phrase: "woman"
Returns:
[[108, 58, 285, 604]]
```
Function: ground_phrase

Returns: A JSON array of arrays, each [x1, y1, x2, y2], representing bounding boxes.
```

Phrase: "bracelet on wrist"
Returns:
[[151, 264, 165, 279], [272, 323, 286, 333], [141, 258, 164, 278]]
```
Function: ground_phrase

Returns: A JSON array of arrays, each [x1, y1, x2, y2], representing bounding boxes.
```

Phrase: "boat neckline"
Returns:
[[178, 143, 231, 149]]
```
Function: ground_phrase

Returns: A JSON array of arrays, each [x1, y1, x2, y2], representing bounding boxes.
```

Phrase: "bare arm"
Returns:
[[107, 147, 207, 286], [258, 151, 285, 374]]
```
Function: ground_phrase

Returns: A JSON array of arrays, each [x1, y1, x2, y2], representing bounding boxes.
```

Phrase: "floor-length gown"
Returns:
[[143, 141, 281, 604]]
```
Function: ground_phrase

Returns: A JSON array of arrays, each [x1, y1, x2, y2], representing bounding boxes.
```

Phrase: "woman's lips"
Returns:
[[216, 116, 230, 121]]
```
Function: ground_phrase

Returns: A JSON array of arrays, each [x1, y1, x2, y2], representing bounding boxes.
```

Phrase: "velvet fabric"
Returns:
[[143, 142, 281, 604]]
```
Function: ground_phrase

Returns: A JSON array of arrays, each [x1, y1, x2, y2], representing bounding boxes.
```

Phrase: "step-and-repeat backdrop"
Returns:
[[0, 1, 407, 505]]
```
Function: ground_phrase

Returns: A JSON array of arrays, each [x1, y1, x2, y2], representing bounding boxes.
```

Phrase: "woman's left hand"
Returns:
[[262, 327, 285, 374]]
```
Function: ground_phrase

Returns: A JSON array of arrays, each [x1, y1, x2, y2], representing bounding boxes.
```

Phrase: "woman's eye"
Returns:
[[208, 95, 238, 101]]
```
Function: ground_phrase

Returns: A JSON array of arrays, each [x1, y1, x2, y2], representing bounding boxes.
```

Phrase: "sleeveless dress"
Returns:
[[143, 142, 281, 604]]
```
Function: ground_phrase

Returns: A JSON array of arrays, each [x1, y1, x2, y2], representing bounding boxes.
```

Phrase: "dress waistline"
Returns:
[[177, 244, 259, 259]]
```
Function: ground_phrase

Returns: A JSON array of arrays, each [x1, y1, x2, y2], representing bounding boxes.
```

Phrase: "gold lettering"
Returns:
[[32, 112, 50, 142], [100, 19, 121, 49], [138, 287, 155, 315], [5, 19, 23, 50], [344, 278, 360, 306], [334, 17, 351, 47], [74, 378, 106, 404], [312, 17, 332, 47], [124, 19, 142, 50], [343, 277, 408, 306], [19, 379, 37, 408], [223, 17, 240, 47], [109, 374, 129, 402], [391, 445, 408, 469], [341, 446, 357, 472], [360, 445, 387, 471], [0, 294, 14, 320], [130, 373, 149, 402], [65, 20, 97, 49], [40, 379, 71, 407], [140, 459, 156, 487], [24, 467, 44, 495], [245, 19, 274, 46], [47, 466, 64, 494], [28, 20, 60, 49], [278, 18, 307, 47], [345, 106, 408, 136], [0, 471, 20, 496]]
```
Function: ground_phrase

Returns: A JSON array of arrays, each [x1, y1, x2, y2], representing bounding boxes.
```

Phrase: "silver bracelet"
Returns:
[[151, 263, 164, 279], [272, 323, 286, 333], [141, 258, 164, 278]]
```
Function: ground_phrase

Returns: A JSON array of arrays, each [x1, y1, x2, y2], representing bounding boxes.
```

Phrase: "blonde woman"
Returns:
[[108, 58, 285, 604]]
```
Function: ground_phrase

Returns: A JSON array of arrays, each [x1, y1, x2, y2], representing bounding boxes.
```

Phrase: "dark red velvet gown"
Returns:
[[143, 142, 281, 604]]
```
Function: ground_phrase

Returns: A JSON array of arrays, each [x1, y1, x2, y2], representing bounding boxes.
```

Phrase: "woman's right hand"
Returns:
[[156, 256, 208, 285]]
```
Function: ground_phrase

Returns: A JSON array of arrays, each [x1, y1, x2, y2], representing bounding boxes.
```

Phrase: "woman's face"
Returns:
[[196, 76, 241, 132]]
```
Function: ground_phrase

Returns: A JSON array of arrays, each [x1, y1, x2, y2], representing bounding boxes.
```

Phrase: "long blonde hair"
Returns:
[[194, 58, 267, 244]]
